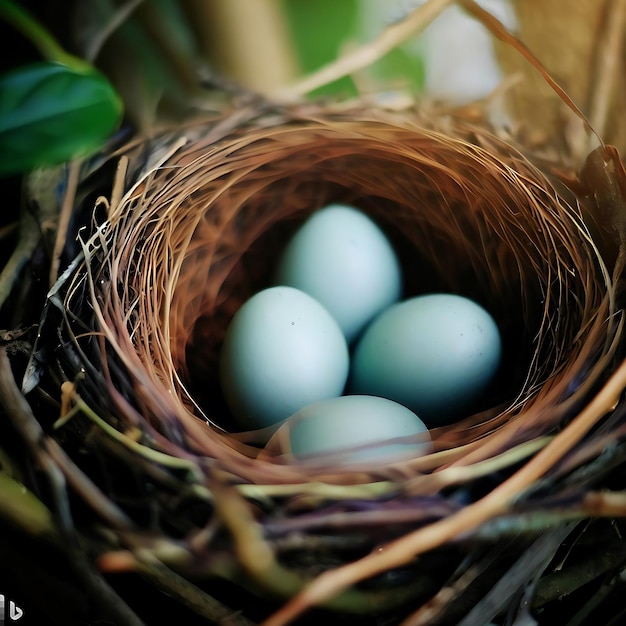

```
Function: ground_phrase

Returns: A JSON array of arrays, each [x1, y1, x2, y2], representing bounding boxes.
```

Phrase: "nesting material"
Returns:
[[30, 101, 626, 624]]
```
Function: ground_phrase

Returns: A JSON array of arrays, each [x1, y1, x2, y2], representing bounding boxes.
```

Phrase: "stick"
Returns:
[[272, 0, 455, 101]]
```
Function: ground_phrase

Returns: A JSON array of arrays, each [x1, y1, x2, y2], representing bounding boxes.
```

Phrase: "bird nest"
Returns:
[[10, 98, 626, 625]]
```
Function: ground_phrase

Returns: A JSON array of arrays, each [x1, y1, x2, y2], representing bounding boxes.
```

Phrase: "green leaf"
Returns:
[[0, 62, 123, 176]]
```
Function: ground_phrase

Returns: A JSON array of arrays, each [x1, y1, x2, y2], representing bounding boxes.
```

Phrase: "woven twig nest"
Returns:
[[21, 100, 626, 625]]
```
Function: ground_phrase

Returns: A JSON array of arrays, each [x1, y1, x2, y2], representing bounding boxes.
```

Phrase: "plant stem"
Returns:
[[273, 0, 454, 101], [0, 0, 88, 69], [182, 0, 297, 94]]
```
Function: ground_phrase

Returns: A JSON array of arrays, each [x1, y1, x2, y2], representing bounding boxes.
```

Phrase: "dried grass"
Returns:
[[33, 99, 625, 622]]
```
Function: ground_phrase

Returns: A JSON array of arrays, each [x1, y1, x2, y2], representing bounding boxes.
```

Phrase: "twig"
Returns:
[[0, 347, 72, 532], [0, 166, 60, 310], [46, 438, 136, 530], [0, 222, 38, 310], [0, 349, 147, 626], [237, 479, 394, 502], [261, 357, 626, 626], [533, 536, 626, 610], [66, 393, 204, 480], [85, 0, 145, 63], [0, 471, 56, 538], [210, 473, 426, 615], [271, 0, 455, 101], [587, 0, 626, 148], [431, 524, 574, 626], [49, 159, 80, 288], [186, 0, 297, 95], [0, 221, 18, 240], [133, 554, 258, 626], [458, 0, 601, 147]]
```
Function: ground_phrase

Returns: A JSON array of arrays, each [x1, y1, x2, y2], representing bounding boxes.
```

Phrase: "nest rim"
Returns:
[[56, 103, 622, 488]]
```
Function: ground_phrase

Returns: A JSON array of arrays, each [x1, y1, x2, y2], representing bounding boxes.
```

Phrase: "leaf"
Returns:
[[0, 61, 123, 176]]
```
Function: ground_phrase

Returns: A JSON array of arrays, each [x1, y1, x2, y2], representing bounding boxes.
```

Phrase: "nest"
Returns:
[[8, 98, 626, 625]]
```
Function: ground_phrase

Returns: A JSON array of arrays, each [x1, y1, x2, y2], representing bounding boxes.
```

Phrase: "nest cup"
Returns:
[[84, 107, 615, 458], [51, 104, 623, 621]]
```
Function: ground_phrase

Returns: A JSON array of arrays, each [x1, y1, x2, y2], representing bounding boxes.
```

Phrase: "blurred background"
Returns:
[[0, 0, 516, 128], [1, 0, 520, 308], [4, 0, 622, 188]]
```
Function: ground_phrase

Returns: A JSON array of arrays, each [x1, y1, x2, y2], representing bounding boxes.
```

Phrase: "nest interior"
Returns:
[[75, 108, 616, 458], [20, 104, 626, 624]]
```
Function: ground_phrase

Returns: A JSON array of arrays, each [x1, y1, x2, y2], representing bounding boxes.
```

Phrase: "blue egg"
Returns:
[[287, 395, 432, 465], [275, 204, 402, 343], [219, 286, 349, 429], [350, 294, 502, 425]]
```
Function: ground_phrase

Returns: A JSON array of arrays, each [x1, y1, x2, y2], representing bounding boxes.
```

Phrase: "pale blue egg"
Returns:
[[350, 294, 502, 425], [275, 204, 402, 343], [219, 286, 349, 429], [287, 395, 432, 465]]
